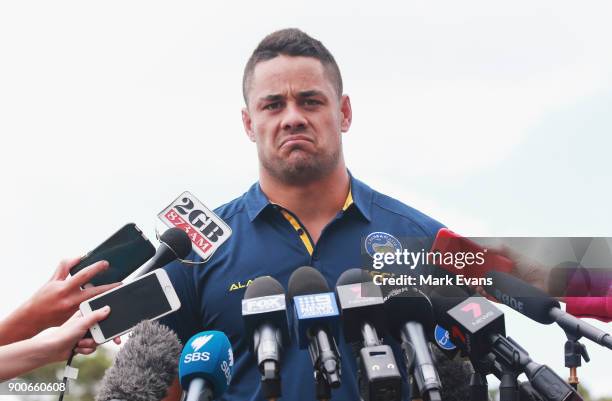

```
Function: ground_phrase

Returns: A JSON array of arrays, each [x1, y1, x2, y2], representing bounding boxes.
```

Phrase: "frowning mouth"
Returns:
[[280, 135, 314, 148]]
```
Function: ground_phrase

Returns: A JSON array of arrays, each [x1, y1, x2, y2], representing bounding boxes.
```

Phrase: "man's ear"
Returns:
[[340, 95, 352, 132], [242, 107, 256, 142]]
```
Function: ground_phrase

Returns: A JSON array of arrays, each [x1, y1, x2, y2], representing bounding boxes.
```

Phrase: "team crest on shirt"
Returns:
[[365, 232, 402, 257]]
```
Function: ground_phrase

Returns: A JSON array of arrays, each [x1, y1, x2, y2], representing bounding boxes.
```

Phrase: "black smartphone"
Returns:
[[70, 223, 156, 286]]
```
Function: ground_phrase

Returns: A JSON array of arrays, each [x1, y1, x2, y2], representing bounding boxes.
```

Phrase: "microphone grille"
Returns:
[[160, 228, 193, 259], [244, 276, 285, 299], [336, 268, 371, 286], [287, 266, 330, 298]]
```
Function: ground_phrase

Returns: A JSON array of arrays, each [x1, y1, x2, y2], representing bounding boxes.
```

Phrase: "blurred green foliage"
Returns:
[[17, 346, 113, 401]]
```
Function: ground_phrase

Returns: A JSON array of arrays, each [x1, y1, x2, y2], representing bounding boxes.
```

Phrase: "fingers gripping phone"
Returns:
[[79, 269, 181, 343], [70, 223, 156, 287]]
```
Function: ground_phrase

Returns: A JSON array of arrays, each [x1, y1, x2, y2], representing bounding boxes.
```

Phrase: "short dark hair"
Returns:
[[242, 28, 343, 104]]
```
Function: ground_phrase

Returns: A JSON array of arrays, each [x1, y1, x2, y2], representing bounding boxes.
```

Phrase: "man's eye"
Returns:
[[304, 99, 321, 106], [263, 102, 282, 110]]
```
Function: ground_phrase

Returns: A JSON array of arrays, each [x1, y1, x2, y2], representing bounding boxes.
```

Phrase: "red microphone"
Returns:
[[430, 228, 514, 278]]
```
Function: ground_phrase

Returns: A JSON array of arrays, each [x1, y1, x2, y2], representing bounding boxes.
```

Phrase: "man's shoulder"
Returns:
[[213, 195, 245, 220], [212, 190, 252, 221], [369, 186, 445, 237]]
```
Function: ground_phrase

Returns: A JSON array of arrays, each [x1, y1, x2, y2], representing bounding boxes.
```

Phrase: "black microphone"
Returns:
[[335, 269, 402, 401], [135, 228, 192, 278], [384, 285, 442, 401], [242, 276, 289, 400], [96, 320, 182, 401], [484, 271, 612, 350], [288, 266, 342, 399], [431, 286, 583, 401]]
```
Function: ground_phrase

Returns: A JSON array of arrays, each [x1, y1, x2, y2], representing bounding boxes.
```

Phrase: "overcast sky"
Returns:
[[1, 1, 611, 397]]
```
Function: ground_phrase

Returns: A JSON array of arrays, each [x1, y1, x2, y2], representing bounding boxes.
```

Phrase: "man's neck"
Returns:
[[260, 166, 350, 244]]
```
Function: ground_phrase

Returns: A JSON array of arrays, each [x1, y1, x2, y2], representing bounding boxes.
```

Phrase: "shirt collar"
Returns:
[[244, 171, 373, 222]]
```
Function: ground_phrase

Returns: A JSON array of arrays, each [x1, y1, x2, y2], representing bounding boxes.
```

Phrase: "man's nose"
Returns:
[[281, 103, 307, 132]]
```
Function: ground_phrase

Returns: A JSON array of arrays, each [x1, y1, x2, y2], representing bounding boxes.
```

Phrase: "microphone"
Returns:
[[96, 320, 182, 401], [134, 228, 192, 278], [383, 285, 442, 401], [431, 286, 583, 401], [287, 266, 342, 399], [430, 228, 514, 278], [335, 269, 402, 401], [242, 276, 289, 400], [179, 330, 234, 401], [484, 271, 612, 350]]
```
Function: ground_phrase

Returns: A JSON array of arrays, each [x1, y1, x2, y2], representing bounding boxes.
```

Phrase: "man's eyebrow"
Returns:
[[257, 90, 326, 103], [259, 94, 284, 103], [297, 90, 325, 98]]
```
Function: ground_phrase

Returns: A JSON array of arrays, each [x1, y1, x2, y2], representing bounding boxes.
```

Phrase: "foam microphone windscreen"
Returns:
[[336, 268, 371, 286], [287, 266, 330, 297], [96, 320, 182, 401], [160, 228, 193, 260], [431, 347, 472, 401], [244, 276, 285, 299], [384, 286, 435, 341]]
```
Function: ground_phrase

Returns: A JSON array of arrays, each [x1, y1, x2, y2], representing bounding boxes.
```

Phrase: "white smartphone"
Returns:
[[79, 269, 181, 344]]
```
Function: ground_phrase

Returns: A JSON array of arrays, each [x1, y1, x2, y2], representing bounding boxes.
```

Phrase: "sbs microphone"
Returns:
[[242, 276, 289, 400], [136, 228, 192, 278], [484, 271, 612, 350], [336, 268, 402, 401], [96, 320, 182, 401], [288, 266, 342, 396], [179, 331, 234, 401]]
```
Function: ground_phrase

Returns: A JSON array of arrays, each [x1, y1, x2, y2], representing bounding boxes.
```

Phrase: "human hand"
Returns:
[[490, 244, 549, 293], [34, 306, 112, 363], [25, 258, 122, 330]]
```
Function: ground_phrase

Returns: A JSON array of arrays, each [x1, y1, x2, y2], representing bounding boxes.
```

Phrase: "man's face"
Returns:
[[242, 55, 352, 184]]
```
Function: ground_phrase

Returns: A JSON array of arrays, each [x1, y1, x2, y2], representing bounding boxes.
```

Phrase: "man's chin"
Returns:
[[272, 158, 326, 184]]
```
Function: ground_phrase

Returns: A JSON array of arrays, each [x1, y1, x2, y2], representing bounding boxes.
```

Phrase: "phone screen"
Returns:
[[71, 223, 156, 286], [89, 273, 173, 339]]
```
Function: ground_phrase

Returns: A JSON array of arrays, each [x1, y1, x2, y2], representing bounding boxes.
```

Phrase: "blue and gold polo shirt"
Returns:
[[160, 174, 444, 401]]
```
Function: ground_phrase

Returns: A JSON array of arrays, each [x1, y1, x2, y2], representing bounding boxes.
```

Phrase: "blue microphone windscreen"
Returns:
[[179, 331, 234, 399]]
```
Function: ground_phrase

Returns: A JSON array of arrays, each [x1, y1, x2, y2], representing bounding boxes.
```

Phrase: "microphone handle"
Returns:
[[313, 326, 341, 388], [550, 307, 612, 350], [361, 321, 380, 348], [134, 243, 176, 278], [256, 323, 282, 399], [401, 322, 442, 401], [257, 323, 281, 373], [185, 378, 214, 401]]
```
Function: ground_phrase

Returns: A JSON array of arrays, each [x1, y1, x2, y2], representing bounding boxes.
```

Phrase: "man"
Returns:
[[160, 28, 444, 400]]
